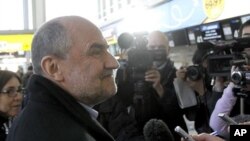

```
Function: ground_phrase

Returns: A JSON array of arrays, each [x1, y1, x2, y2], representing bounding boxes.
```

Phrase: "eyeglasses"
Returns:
[[0, 86, 25, 97]]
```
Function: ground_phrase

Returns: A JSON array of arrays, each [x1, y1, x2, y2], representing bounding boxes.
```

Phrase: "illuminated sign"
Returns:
[[0, 34, 33, 52], [201, 22, 223, 41]]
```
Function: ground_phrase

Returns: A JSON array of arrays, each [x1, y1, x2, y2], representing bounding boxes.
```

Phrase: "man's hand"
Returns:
[[176, 66, 205, 96], [145, 69, 164, 97], [191, 133, 225, 141], [213, 76, 226, 92], [176, 66, 187, 80]]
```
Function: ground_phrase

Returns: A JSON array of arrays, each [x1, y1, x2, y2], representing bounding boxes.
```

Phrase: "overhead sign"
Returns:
[[0, 34, 33, 52], [201, 22, 223, 41]]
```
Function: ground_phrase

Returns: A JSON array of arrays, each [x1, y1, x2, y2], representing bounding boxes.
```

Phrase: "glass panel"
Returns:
[[45, 0, 98, 24], [0, 0, 24, 30]]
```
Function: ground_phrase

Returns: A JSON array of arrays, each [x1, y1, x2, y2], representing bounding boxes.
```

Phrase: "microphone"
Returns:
[[143, 119, 174, 141]]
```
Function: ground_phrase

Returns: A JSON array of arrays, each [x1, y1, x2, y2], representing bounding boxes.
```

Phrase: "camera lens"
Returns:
[[231, 71, 243, 85], [186, 65, 202, 81]]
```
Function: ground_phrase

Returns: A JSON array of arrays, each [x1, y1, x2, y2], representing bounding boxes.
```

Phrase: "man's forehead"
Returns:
[[148, 35, 168, 45]]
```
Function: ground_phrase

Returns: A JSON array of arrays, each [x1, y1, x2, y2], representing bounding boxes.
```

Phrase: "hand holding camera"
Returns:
[[176, 66, 187, 80], [176, 65, 205, 96], [145, 69, 164, 97]]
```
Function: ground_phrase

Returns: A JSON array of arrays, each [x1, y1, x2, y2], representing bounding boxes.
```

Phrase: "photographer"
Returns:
[[209, 19, 250, 139], [95, 31, 187, 141], [176, 45, 223, 134]]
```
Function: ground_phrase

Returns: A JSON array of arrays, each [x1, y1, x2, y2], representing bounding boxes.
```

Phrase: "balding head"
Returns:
[[31, 16, 100, 75], [147, 31, 170, 56], [31, 16, 119, 105]]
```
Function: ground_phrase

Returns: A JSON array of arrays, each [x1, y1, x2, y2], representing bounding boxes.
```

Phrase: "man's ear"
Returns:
[[41, 56, 63, 81]]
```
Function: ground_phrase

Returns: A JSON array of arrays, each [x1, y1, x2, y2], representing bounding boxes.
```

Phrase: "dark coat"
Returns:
[[6, 75, 114, 141], [96, 59, 187, 141], [184, 84, 223, 133], [0, 116, 8, 141]]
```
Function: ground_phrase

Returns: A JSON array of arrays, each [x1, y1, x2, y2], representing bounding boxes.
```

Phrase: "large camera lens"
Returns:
[[231, 71, 243, 85], [186, 65, 202, 81]]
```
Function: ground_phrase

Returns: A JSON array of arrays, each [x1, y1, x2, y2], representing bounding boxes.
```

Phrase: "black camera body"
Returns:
[[127, 48, 166, 81], [207, 54, 234, 77], [116, 33, 167, 104], [117, 33, 166, 82]]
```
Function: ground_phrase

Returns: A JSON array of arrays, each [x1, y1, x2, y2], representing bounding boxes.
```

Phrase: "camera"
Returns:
[[231, 70, 250, 86], [207, 54, 234, 77], [205, 38, 250, 75], [116, 33, 167, 103], [186, 65, 203, 81], [204, 37, 250, 87], [117, 33, 166, 82], [127, 47, 166, 81]]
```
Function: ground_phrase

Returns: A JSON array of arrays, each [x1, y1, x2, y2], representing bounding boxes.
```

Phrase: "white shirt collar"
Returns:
[[78, 102, 98, 119]]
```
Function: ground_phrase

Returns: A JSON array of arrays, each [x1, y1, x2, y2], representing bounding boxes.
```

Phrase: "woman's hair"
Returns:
[[192, 48, 212, 65], [0, 70, 21, 91]]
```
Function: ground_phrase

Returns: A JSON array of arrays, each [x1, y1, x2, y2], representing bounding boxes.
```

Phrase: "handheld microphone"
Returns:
[[143, 119, 174, 141], [174, 126, 195, 141], [218, 113, 238, 125]]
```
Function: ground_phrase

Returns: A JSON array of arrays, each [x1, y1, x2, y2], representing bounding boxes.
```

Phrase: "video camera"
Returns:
[[116, 33, 166, 103], [204, 37, 250, 87], [117, 33, 166, 82]]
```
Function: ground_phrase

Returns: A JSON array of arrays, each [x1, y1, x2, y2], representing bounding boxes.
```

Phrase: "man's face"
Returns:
[[147, 33, 169, 55], [147, 32, 169, 66], [60, 21, 119, 106]]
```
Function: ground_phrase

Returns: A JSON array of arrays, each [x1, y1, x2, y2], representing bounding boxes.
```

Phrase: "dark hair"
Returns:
[[192, 45, 213, 65], [0, 70, 21, 91], [238, 19, 250, 37]]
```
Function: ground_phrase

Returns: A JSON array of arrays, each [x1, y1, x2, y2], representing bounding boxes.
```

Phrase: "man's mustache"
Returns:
[[101, 70, 114, 79]]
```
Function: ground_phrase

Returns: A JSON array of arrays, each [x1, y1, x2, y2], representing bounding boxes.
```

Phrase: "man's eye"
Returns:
[[91, 48, 103, 55]]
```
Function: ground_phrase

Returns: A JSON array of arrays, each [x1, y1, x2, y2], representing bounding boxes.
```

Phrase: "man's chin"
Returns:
[[95, 91, 116, 105]]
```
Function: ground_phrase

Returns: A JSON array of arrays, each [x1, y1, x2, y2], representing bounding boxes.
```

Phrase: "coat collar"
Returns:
[[28, 75, 114, 141]]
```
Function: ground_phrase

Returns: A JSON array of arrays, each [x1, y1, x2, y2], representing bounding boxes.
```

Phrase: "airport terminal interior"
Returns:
[[1, 0, 250, 72], [1, 0, 250, 140]]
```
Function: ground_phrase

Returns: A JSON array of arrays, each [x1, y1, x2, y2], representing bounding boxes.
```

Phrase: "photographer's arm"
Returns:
[[209, 83, 237, 137], [176, 66, 205, 96]]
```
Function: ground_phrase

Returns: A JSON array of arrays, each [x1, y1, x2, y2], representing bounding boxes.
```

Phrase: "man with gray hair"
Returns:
[[7, 16, 119, 141]]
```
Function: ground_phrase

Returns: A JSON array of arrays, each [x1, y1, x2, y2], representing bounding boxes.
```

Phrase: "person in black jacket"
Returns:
[[96, 31, 187, 141], [0, 70, 23, 141], [6, 16, 119, 141]]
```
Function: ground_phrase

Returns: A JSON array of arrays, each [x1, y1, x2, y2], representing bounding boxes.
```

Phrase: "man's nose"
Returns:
[[105, 53, 120, 69]]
